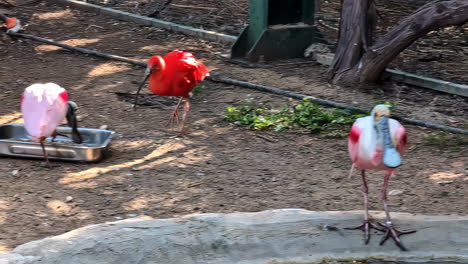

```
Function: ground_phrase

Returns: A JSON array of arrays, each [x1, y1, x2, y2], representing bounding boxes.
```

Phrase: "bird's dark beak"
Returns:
[[133, 67, 152, 110], [378, 116, 401, 168], [66, 101, 83, 144]]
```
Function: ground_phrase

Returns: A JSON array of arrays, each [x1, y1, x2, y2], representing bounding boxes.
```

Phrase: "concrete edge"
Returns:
[[1, 209, 468, 264], [45, 0, 467, 98], [47, 0, 237, 43], [314, 53, 468, 97], [385, 69, 468, 97]]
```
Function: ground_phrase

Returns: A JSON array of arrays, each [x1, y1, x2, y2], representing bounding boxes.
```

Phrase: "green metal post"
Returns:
[[231, 0, 324, 62]]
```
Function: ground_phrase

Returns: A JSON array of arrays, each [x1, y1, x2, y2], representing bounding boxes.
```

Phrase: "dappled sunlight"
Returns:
[[0, 199, 10, 225], [429, 172, 464, 181], [47, 200, 73, 215], [123, 195, 169, 211], [69, 83, 87, 92], [123, 192, 202, 211], [36, 38, 100, 52], [137, 156, 177, 170], [87, 63, 132, 78], [74, 209, 94, 221], [138, 146, 212, 169], [0, 112, 22, 124], [59, 142, 186, 186], [124, 197, 151, 210], [0, 242, 11, 253], [34, 10, 72, 20], [139, 45, 162, 54], [190, 126, 231, 137], [66, 181, 96, 189], [118, 140, 155, 152]]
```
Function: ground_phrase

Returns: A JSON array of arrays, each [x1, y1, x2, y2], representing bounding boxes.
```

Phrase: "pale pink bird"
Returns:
[[347, 104, 415, 251], [21, 83, 82, 167]]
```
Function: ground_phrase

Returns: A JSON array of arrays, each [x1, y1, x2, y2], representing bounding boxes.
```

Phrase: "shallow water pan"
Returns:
[[0, 124, 115, 162]]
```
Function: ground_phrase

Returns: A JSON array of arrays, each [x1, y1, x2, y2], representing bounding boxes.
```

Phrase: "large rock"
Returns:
[[1, 209, 468, 264]]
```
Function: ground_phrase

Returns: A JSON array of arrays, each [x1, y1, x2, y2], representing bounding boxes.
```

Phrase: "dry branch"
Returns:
[[328, 0, 377, 82], [358, 0, 468, 82], [329, 0, 468, 85]]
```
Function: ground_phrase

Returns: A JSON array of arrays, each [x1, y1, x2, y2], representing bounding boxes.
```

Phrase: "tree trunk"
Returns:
[[327, 0, 376, 82], [329, 0, 468, 86]]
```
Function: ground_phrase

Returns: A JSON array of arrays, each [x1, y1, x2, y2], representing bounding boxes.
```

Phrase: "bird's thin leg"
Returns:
[[178, 99, 190, 136], [168, 97, 184, 129], [345, 170, 383, 244], [378, 171, 416, 251], [40, 140, 51, 168], [348, 163, 355, 179], [51, 130, 58, 142]]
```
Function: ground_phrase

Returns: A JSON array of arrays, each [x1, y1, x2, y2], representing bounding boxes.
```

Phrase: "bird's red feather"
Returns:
[[59, 90, 68, 103], [148, 50, 209, 97], [348, 125, 361, 144]]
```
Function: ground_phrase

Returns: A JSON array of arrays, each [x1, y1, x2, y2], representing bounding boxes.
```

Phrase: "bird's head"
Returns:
[[66, 101, 83, 144], [371, 104, 391, 121], [68, 101, 78, 112], [147, 55, 166, 75], [133, 55, 166, 109]]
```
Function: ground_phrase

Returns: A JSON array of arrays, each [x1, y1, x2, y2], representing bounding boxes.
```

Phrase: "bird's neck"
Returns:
[[362, 117, 383, 152]]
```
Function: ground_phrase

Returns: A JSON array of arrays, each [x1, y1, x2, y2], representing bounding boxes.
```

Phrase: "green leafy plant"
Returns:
[[224, 98, 367, 136], [375, 100, 396, 111], [225, 103, 294, 131], [190, 84, 205, 102], [422, 131, 468, 150]]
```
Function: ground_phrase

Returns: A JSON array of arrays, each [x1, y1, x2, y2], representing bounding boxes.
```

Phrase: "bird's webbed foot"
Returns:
[[345, 219, 384, 244], [378, 221, 416, 251]]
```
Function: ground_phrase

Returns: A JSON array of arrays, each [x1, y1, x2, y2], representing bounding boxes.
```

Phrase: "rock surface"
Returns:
[[1, 209, 468, 264]]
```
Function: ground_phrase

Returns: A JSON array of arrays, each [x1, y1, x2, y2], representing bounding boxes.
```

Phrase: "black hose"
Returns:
[[8, 31, 468, 135], [8, 32, 147, 67]]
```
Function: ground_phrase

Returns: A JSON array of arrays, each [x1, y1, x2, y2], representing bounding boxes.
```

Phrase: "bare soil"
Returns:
[[0, 1, 467, 252], [84, 0, 468, 83]]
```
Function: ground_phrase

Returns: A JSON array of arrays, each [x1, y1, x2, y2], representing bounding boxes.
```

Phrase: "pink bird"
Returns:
[[347, 104, 415, 250], [21, 83, 82, 167]]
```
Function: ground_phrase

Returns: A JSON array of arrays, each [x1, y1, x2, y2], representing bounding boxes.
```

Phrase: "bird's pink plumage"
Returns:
[[21, 83, 69, 141], [348, 116, 407, 171]]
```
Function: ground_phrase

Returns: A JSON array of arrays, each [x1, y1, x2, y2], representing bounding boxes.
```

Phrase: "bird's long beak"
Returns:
[[133, 67, 152, 110], [378, 116, 401, 168], [66, 101, 83, 144]]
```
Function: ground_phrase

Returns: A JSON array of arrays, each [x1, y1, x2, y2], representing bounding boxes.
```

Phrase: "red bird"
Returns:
[[134, 50, 209, 134]]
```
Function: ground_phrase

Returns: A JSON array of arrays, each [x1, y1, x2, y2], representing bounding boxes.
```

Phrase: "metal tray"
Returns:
[[0, 124, 115, 162]]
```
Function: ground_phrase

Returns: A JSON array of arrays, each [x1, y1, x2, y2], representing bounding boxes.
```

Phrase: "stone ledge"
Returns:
[[1, 209, 468, 264]]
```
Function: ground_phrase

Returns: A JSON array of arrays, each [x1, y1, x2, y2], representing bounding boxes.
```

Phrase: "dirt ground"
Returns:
[[86, 0, 468, 83], [0, 1, 467, 252]]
